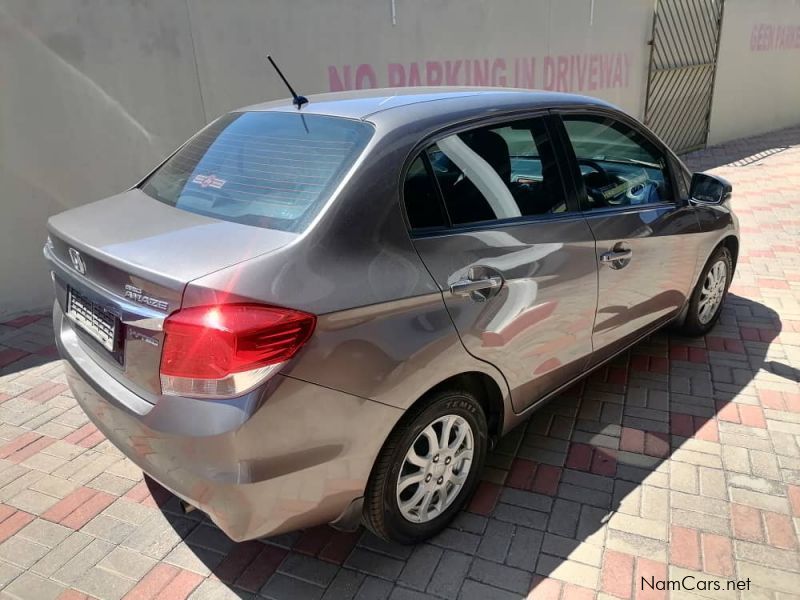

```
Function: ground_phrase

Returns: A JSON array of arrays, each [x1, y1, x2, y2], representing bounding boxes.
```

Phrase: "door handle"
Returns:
[[600, 250, 633, 264], [450, 276, 503, 299]]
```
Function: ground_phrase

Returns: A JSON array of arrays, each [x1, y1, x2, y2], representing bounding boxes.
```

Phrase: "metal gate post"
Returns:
[[703, 0, 726, 148]]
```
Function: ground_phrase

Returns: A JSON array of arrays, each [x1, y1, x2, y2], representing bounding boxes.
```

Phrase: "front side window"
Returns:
[[562, 115, 673, 211], [141, 112, 373, 232], [404, 118, 568, 229]]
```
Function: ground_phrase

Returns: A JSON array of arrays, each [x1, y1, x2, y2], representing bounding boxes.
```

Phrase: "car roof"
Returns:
[[239, 87, 619, 127]]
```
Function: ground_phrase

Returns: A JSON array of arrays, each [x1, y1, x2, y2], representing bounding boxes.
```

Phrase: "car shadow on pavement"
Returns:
[[495, 291, 787, 597], [141, 292, 790, 598], [682, 124, 800, 172], [0, 315, 60, 377]]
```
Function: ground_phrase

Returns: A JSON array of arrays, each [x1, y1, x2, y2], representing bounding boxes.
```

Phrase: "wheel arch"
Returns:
[[423, 371, 505, 445], [360, 369, 503, 541], [376, 370, 506, 453], [674, 233, 739, 328], [721, 234, 739, 272]]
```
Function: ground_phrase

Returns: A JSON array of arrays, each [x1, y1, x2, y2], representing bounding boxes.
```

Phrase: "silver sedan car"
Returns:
[[45, 88, 738, 544]]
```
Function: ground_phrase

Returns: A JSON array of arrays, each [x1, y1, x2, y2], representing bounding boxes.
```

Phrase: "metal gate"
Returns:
[[643, 0, 725, 154]]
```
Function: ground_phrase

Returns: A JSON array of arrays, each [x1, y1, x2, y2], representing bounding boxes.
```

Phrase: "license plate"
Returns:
[[66, 287, 120, 353]]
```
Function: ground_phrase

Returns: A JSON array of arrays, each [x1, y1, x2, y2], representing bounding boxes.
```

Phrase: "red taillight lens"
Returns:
[[161, 304, 316, 380]]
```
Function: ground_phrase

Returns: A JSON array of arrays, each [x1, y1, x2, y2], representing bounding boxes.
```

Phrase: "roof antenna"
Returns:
[[267, 55, 308, 110]]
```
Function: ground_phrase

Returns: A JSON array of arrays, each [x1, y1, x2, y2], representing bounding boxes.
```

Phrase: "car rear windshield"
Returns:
[[140, 111, 373, 232]]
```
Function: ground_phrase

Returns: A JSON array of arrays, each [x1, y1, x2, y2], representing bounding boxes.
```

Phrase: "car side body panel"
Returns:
[[582, 204, 703, 363], [183, 92, 738, 429], [412, 218, 598, 414]]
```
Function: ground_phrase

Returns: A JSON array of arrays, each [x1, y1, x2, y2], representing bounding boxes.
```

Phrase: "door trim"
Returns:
[[409, 212, 590, 240]]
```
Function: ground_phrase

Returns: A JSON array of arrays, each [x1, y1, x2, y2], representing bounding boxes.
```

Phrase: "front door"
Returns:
[[556, 112, 702, 360], [403, 115, 598, 413]]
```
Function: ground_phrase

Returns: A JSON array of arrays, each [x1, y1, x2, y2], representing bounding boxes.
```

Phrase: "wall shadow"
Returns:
[[682, 125, 800, 172], [0, 313, 59, 377]]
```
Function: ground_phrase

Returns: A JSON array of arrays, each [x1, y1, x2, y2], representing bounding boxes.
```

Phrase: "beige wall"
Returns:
[[0, 0, 798, 316], [0, 0, 655, 316], [708, 0, 800, 145], [186, 0, 653, 119]]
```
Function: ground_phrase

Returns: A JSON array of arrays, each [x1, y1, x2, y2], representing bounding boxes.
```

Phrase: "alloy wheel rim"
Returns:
[[396, 414, 474, 523], [698, 260, 728, 324]]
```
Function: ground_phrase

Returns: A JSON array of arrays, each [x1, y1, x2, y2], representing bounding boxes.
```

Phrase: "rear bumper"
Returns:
[[54, 305, 402, 541]]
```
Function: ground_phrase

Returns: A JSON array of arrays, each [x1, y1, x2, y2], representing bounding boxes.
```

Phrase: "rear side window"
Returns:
[[140, 112, 373, 232], [402, 117, 569, 231]]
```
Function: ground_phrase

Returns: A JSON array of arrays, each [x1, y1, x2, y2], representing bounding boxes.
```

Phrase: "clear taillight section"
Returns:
[[160, 303, 316, 398]]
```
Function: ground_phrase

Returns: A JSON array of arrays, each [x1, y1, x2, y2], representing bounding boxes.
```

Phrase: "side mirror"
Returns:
[[690, 173, 732, 205]]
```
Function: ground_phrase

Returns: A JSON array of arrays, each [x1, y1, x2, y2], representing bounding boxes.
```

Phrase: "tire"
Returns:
[[362, 388, 488, 544], [678, 246, 733, 337]]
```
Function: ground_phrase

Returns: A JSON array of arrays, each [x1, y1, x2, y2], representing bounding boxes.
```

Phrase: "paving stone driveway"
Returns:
[[1, 126, 799, 600]]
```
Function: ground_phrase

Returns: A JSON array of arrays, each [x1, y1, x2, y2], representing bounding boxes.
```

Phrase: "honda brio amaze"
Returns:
[[46, 88, 738, 544]]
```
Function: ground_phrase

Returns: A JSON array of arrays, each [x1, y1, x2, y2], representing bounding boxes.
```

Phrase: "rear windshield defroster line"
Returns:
[[140, 112, 374, 232]]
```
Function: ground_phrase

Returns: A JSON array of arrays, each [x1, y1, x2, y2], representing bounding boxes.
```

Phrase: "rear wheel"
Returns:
[[363, 388, 487, 544], [679, 246, 733, 337]]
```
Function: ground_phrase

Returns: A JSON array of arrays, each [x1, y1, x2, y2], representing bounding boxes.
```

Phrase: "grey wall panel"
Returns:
[[0, 0, 205, 314]]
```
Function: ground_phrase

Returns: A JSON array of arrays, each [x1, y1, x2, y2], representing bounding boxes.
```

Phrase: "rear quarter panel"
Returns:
[[281, 294, 510, 412]]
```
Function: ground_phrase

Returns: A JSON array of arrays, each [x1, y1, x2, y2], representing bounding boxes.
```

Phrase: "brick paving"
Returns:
[[0, 126, 799, 599]]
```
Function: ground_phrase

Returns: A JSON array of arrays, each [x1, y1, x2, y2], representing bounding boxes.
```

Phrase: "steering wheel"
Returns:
[[577, 159, 608, 179], [577, 159, 611, 208]]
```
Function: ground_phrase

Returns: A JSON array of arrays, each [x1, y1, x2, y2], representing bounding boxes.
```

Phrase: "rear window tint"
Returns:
[[140, 112, 373, 232]]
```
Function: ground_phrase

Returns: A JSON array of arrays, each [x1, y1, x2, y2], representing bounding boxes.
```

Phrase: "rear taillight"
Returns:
[[160, 303, 316, 398]]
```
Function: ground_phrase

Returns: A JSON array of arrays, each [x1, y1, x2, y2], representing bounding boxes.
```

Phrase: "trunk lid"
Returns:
[[47, 189, 297, 399]]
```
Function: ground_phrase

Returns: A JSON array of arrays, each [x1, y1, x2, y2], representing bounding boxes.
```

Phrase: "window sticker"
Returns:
[[191, 174, 227, 189]]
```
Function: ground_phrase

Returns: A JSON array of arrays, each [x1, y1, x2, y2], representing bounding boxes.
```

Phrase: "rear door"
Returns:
[[404, 114, 598, 413], [553, 111, 703, 362]]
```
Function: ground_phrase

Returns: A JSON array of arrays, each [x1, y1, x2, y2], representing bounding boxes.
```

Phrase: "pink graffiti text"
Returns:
[[328, 54, 631, 93], [751, 24, 800, 51]]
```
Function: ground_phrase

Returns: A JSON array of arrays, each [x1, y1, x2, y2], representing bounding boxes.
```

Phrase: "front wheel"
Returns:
[[362, 389, 488, 544], [678, 246, 733, 337]]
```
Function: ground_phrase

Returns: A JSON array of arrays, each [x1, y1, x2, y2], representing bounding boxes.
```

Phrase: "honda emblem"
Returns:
[[68, 248, 86, 275]]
